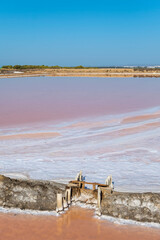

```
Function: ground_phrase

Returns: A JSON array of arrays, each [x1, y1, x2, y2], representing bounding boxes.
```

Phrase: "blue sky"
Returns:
[[0, 0, 160, 66]]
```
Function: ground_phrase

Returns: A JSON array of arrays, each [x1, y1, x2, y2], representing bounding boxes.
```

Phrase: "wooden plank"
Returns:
[[69, 180, 109, 188]]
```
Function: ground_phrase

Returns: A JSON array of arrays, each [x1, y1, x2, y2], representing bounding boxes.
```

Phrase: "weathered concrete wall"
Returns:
[[0, 175, 66, 211], [101, 192, 160, 223], [1, 174, 160, 224]]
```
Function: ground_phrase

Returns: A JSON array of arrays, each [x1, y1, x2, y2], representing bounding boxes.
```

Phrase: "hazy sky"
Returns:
[[0, 0, 160, 66]]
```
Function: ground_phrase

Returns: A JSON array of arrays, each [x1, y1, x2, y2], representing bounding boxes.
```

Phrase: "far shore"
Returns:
[[1, 67, 160, 78]]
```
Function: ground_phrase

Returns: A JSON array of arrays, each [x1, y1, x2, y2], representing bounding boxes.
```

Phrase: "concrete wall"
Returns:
[[101, 191, 160, 223], [1, 174, 160, 224], [0, 175, 66, 211]]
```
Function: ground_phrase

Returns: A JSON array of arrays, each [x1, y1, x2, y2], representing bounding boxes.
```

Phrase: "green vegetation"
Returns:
[[1, 65, 130, 70], [2, 65, 61, 69], [2, 65, 160, 70], [133, 67, 160, 71], [2, 65, 89, 70]]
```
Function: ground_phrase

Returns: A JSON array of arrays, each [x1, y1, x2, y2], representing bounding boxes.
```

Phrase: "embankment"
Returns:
[[0, 175, 160, 224], [1, 67, 160, 78], [0, 175, 66, 211], [101, 191, 160, 224]]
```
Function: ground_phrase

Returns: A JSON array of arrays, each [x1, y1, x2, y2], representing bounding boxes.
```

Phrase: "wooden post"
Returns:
[[105, 175, 113, 189], [66, 188, 71, 205], [65, 189, 68, 202], [96, 187, 102, 216], [97, 187, 101, 209], [63, 197, 68, 209], [56, 193, 63, 212]]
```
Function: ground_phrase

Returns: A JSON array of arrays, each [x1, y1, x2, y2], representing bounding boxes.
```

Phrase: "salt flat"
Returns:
[[0, 77, 160, 192]]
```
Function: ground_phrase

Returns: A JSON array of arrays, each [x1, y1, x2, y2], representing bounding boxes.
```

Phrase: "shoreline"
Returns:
[[0, 204, 160, 230], [1, 68, 160, 79], [0, 73, 160, 79]]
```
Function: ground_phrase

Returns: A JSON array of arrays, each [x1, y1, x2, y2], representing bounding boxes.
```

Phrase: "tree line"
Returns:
[[1, 65, 86, 69], [2, 65, 159, 70], [133, 67, 160, 71]]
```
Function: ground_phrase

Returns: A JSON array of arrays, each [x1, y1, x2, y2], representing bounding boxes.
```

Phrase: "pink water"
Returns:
[[0, 207, 160, 240], [0, 77, 160, 126], [0, 77, 160, 192]]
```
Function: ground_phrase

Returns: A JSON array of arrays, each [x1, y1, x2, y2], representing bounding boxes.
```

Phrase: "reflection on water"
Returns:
[[0, 207, 160, 240]]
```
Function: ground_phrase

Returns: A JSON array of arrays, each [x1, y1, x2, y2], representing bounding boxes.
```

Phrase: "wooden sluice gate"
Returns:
[[68, 180, 110, 190], [56, 171, 114, 214]]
